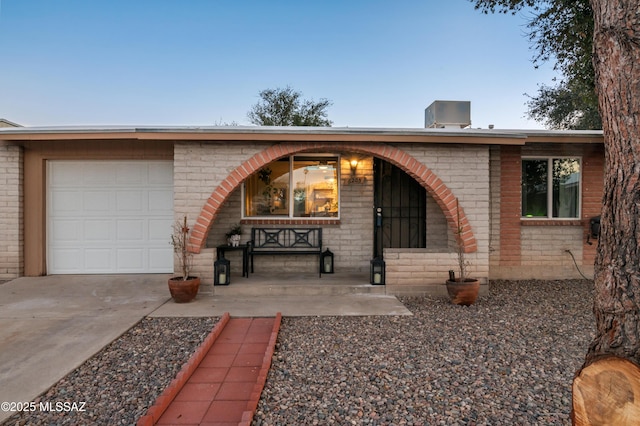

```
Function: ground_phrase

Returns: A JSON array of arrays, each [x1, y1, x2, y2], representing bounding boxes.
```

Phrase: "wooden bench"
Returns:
[[249, 227, 323, 277]]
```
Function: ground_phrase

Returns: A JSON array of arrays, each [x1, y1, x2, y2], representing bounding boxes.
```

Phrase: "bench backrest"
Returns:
[[250, 228, 322, 252]]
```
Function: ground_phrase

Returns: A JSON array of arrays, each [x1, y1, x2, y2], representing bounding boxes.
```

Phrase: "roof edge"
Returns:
[[0, 125, 603, 145]]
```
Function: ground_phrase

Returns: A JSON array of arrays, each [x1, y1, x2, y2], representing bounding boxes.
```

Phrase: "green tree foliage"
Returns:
[[472, 0, 601, 129], [247, 86, 333, 127], [527, 79, 600, 130]]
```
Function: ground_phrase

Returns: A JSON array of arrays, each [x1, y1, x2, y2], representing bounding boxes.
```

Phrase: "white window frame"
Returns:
[[521, 156, 582, 219], [242, 154, 341, 220]]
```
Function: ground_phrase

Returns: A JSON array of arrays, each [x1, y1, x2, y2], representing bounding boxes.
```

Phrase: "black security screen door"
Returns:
[[373, 158, 426, 258]]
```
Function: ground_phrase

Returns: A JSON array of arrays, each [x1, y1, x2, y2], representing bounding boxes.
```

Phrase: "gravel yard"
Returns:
[[255, 279, 595, 425], [5, 279, 594, 425]]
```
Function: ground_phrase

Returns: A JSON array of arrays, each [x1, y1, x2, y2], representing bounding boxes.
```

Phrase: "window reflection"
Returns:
[[522, 157, 580, 218], [292, 157, 338, 217], [244, 155, 339, 218], [244, 158, 290, 217]]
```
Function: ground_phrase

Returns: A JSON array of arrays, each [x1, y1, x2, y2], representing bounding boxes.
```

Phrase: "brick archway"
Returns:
[[188, 142, 477, 254]]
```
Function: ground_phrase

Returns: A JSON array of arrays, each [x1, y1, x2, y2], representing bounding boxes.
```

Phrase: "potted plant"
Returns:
[[225, 223, 242, 247], [446, 199, 480, 306], [168, 216, 200, 303]]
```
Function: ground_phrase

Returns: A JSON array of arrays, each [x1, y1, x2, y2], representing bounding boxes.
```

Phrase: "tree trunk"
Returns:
[[587, 0, 640, 365], [573, 356, 640, 424], [573, 1, 640, 423]]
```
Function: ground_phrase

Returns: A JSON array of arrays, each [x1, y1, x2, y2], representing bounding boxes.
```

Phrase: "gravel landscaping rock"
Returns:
[[4, 279, 594, 425], [254, 279, 594, 425]]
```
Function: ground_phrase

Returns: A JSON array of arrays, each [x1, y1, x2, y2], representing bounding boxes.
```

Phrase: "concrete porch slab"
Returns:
[[151, 272, 413, 317], [150, 293, 413, 317]]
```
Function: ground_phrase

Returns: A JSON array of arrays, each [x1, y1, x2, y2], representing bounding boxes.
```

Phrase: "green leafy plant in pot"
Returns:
[[446, 199, 480, 306], [168, 216, 200, 303]]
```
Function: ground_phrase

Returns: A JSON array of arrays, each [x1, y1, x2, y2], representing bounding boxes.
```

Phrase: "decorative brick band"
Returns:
[[136, 312, 231, 426], [499, 146, 522, 265], [240, 312, 282, 426], [188, 142, 477, 254], [241, 219, 341, 226], [521, 219, 583, 226]]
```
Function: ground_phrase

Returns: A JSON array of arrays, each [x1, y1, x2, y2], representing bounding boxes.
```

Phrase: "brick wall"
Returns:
[[176, 141, 491, 293], [498, 145, 522, 266], [490, 143, 603, 280], [489, 146, 501, 267], [384, 144, 490, 295], [205, 156, 375, 276], [174, 141, 268, 284], [0, 144, 23, 279], [177, 143, 381, 283], [425, 193, 448, 250], [581, 144, 604, 265]]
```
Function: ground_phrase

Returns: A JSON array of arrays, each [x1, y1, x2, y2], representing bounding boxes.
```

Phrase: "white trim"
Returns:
[[521, 156, 582, 219]]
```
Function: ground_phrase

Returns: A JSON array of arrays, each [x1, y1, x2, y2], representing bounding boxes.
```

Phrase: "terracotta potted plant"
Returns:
[[446, 199, 480, 306], [168, 216, 200, 303], [225, 223, 242, 247]]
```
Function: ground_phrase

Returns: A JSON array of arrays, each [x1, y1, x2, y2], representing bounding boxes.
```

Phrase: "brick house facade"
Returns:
[[0, 125, 603, 295]]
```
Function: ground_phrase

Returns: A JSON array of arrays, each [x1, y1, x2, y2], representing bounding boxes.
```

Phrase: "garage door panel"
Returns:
[[115, 164, 145, 184], [117, 220, 145, 241], [50, 191, 83, 213], [50, 168, 75, 185], [116, 191, 144, 212], [149, 218, 172, 241], [84, 249, 113, 271], [83, 163, 116, 185], [149, 248, 173, 271], [117, 249, 144, 271], [48, 161, 173, 274], [49, 248, 83, 272], [149, 162, 174, 184], [84, 220, 113, 241], [149, 190, 173, 211], [84, 191, 111, 212], [51, 220, 81, 242]]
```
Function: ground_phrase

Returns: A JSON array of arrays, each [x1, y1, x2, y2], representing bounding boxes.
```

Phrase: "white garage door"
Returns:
[[47, 160, 174, 274]]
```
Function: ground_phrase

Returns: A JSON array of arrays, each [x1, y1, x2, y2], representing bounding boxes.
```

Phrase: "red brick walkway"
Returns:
[[138, 313, 281, 426]]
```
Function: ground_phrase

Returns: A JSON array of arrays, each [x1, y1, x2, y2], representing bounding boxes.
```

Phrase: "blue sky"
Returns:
[[0, 0, 558, 129]]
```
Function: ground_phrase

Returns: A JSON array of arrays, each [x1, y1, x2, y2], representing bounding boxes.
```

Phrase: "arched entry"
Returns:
[[188, 142, 477, 254]]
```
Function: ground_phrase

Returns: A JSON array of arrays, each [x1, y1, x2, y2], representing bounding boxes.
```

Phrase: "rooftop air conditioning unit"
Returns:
[[425, 100, 471, 129]]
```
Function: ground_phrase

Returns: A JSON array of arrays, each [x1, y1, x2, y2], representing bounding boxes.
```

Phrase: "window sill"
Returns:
[[241, 218, 340, 226], [520, 218, 583, 226]]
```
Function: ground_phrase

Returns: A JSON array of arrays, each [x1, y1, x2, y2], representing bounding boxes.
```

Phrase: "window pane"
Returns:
[[244, 158, 290, 216], [522, 159, 548, 217], [552, 158, 580, 218], [292, 156, 338, 217]]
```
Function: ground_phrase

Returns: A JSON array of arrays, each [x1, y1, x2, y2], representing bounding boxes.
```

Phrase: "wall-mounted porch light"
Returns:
[[350, 159, 359, 177]]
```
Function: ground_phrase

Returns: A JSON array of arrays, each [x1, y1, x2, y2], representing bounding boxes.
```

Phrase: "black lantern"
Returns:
[[214, 254, 231, 286], [370, 257, 385, 285], [320, 248, 334, 274]]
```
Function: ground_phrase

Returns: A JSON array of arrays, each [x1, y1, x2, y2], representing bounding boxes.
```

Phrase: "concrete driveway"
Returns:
[[0, 275, 170, 424]]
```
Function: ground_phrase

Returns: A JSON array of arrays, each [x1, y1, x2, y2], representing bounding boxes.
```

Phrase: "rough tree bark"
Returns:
[[572, 1, 640, 424]]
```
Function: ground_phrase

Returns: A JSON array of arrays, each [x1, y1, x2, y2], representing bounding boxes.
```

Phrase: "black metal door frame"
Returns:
[[373, 158, 426, 258]]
